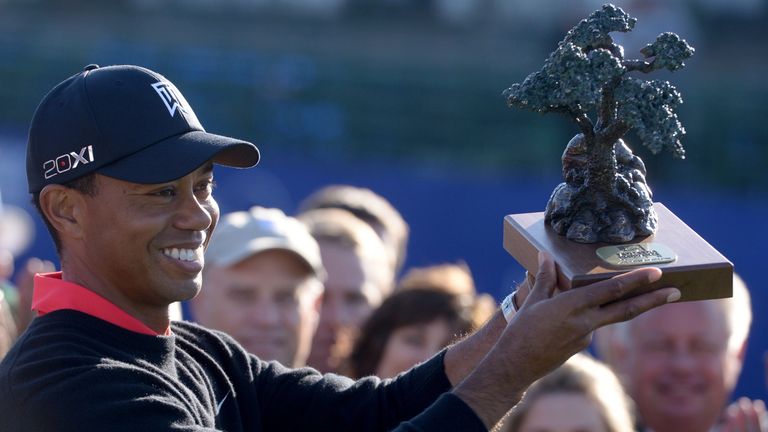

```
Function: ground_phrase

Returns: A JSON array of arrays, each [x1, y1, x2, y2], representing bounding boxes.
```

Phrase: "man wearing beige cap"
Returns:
[[192, 206, 325, 368]]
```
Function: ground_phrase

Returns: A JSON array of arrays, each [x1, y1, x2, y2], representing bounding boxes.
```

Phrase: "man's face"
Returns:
[[307, 240, 387, 373], [617, 301, 742, 432], [197, 250, 321, 367], [76, 165, 217, 315]]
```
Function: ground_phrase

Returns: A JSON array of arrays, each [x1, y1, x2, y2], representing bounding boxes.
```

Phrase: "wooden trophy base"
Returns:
[[503, 203, 733, 301]]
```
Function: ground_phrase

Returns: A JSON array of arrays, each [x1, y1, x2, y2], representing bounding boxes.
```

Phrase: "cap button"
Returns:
[[83, 64, 100, 71]]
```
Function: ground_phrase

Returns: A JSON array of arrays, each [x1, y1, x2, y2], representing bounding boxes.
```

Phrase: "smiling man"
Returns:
[[600, 275, 764, 432], [20, 65, 259, 338], [0, 64, 680, 432]]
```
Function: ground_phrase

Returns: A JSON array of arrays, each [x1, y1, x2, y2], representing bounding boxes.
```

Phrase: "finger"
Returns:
[[755, 399, 768, 432], [721, 414, 735, 432], [574, 267, 664, 309], [738, 397, 763, 432], [725, 400, 743, 430], [512, 272, 534, 306], [525, 252, 557, 304], [738, 398, 755, 432], [525, 271, 536, 290], [591, 286, 680, 326], [733, 404, 751, 432]]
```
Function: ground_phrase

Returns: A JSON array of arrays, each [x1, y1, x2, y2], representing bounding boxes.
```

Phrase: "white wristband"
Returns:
[[501, 290, 519, 322]]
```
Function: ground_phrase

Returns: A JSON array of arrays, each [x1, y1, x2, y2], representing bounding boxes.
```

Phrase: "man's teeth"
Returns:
[[162, 247, 201, 262]]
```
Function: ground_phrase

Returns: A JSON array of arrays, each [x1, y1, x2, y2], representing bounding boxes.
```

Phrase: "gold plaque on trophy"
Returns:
[[595, 243, 677, 267]]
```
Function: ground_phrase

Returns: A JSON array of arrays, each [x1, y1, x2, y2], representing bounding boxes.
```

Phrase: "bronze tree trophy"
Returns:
[[502, 4, 732, 301]]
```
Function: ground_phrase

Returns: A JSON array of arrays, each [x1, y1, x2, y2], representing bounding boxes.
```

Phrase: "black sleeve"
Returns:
[[391, 393, 487, 431], [250, 349, 485, 431]]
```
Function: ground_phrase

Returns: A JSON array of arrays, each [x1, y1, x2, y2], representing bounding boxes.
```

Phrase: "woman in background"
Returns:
[[347, 263, 494, 379], [501, 352, 635, 432]]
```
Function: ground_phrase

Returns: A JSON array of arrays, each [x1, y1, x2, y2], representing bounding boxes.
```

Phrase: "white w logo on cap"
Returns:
[[151, 82, 187, 117]]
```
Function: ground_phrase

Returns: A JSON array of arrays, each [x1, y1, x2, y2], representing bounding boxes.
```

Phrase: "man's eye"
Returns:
[[196, 180, 216, 193], [153, 188, 176, 197]]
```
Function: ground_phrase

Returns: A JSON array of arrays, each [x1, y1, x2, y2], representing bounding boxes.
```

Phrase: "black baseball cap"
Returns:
[[27, 64, 260, 193]]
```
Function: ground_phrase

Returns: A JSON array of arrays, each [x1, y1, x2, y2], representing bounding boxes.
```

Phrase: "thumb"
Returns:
[[525, 252, 558, 304]]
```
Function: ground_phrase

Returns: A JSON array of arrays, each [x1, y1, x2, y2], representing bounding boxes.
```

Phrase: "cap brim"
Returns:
[[97, 130, 260, 184]]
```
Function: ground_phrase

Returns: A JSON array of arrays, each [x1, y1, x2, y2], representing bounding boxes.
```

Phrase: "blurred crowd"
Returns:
[[1, 178, 766, 431]]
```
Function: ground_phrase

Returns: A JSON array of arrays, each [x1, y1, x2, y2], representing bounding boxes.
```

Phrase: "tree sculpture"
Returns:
[[504, 4, 694, 243]]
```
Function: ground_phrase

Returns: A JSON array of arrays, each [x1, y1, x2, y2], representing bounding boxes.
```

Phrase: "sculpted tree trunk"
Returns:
[[504, 4, 693, 243]]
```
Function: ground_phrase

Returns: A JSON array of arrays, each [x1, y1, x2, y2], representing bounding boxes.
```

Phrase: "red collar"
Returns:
[[32, 272, 171, 336]]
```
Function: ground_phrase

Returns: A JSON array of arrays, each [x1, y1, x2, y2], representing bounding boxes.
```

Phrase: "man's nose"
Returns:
[[249, 300, 281, 327], [668, 346, 697, 371], [175, 191, 215, 232]]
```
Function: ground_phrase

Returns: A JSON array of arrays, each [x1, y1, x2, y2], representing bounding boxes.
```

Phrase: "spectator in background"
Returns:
[[298, 184, 409, 276], [347, 263, 495, 379], [0, 190, 35, 322], [0, 286, 16, 359], [596, 273, 767, 432], [500, 352, 635, 432], [0, 250, 17, 358], [298, 207, 394, 373], [398, 261, 497, 319], [398, 261, 475, 295], [191, 206, 325, 367], [0, 189, 55, 343], [0, 189, 36, 267], [4, 257, 56, 336]]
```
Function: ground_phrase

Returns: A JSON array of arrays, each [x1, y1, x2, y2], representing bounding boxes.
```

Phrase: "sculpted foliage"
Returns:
[[504, 4, 694, 243]]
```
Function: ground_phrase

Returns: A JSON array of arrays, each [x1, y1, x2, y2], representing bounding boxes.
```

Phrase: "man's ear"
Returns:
[[736, 337, 748, 364], [38, 184, 87, 241], [314, 292, 323, 313]]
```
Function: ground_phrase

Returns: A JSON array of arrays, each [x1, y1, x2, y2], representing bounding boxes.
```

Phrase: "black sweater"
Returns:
[[0, 310, 485, 431]]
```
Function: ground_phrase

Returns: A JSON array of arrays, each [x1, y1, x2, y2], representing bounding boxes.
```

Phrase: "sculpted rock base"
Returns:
[[544, 134, 658, 244]]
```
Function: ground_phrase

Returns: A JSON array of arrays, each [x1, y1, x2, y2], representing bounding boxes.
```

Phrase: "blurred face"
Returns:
[[75, 165, 217, 317], [364, 220, 398, 270], [0, 250, 13, 281], [308, 241, 386, 373], [375, 318, 453, 379], [519, 393, 607, 432], [0, 291, 15, 357], [197, 250, 321, 367], [617, 301, 740, 432]]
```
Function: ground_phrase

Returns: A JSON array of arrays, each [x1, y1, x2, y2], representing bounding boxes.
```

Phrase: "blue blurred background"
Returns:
[[1, 0, 766, 400]]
